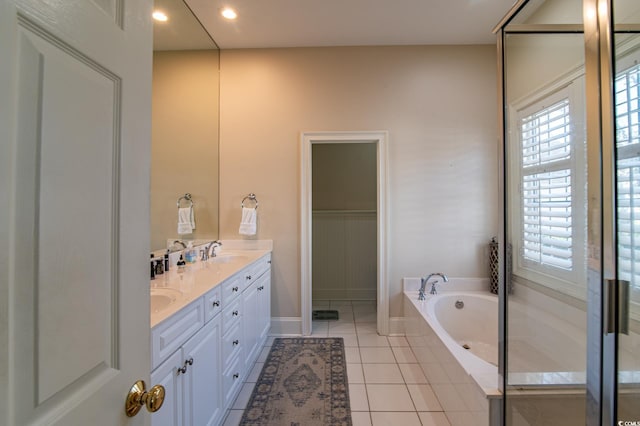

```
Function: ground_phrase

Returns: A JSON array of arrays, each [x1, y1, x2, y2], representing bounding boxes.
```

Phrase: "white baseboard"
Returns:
[[269, 317, 302, 336], [389, 317, 405, 336], [270, 316, 404, 336], [312, 289, 377, 300]]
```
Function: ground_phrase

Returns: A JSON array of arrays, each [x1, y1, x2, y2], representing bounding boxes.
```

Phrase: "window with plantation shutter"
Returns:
[[615, 62, 640, 302], [520, 98, 574, 271], [510, 79, 586, 296]]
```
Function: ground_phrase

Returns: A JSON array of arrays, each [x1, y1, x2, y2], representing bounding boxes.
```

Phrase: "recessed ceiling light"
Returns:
[[221, 7, 237, 20], [152, 10, 168, 22]]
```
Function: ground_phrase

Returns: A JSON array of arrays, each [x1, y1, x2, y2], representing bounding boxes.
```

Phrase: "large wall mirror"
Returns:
[[151, 0, 220, 252]]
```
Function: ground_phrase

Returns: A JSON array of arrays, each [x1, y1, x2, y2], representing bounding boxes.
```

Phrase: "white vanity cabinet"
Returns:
[[242, 281, 260, 369], [151, 252, 271, 426], [257, 272, 271, 343], [182, 317, 223, 426], [221, 253, 272, 408], [150, 349, 183, 426], [220, 274, 245, 408], [243, 271, 271, 366], [151, 312, 222, 426]]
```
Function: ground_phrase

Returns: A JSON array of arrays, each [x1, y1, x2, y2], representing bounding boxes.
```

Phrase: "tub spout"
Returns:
[[419, 273, 449, 299]]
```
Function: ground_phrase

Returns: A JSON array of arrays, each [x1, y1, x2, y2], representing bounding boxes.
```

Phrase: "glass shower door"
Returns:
[[613, 3, 640, 422], [500, 1, 589, 423], [498, 0, 640, 424]]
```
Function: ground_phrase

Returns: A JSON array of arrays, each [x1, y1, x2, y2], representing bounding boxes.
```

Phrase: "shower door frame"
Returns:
[[495, 0, 632, 424]]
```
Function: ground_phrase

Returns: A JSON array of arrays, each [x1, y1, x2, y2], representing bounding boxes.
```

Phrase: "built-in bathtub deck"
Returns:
[[403, 277, 640, 426], [403, 278, 501, 426]]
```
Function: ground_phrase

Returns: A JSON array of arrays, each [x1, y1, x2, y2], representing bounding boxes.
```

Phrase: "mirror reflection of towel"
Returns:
[[239, 207, 256, 236], [178, 207, 195, 234]]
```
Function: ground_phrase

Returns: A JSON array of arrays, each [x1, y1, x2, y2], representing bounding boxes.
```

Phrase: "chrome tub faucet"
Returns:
[[418, 273, 449, 300]]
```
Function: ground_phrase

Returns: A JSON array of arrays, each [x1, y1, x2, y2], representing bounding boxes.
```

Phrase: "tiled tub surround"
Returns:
[[403, 278, 500, 426]]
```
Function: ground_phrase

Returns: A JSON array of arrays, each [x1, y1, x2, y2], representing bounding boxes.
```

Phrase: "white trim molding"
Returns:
[[300, 131, 389, 336], [269, 317, 302, 336], [388, 317, 405, 336]]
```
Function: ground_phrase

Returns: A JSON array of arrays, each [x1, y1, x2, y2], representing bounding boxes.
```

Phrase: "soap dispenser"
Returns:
[[177, 254, 186, 273], [185, 242, 196, 263]]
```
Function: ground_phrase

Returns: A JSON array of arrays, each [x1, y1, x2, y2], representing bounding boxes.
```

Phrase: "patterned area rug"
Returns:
[[240, 337, 352, 425]]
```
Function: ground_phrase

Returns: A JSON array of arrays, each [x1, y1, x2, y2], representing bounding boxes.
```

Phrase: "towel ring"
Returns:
[[177, 193, 193, 208], [241, 193, 259, 210]]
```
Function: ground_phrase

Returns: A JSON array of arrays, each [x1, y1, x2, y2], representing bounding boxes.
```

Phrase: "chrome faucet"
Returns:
[[206, 240, 222, 258], [418, 273, 449, 300]]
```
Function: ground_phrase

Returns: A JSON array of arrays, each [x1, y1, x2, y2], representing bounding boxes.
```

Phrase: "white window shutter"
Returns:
[[615, 63, 640, 295], [520, 99, 574, 271]]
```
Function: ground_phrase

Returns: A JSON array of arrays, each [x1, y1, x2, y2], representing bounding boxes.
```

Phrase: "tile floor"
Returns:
[[222, 300, 451, 426]]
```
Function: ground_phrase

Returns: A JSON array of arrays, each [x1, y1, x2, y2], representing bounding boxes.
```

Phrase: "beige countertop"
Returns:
[[150, 248, 271, 328]]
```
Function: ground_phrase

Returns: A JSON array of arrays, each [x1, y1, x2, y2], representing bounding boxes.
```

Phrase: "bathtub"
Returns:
[[404, 289, 501, 426], [425, 292, 499, 372], [403, 278, 596, 426]]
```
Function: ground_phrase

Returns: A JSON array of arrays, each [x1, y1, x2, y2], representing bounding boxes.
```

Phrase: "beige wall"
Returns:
[[151, 50, 219, 250], [218, 45, 499, 318]]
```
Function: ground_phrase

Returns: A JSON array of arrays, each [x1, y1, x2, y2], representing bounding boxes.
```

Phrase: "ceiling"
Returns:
[[179, 0, 518, 49]]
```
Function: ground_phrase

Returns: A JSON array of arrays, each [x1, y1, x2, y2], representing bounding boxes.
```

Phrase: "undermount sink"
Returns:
[[150, 287, 182, 313], [209, 254, 249, 264]]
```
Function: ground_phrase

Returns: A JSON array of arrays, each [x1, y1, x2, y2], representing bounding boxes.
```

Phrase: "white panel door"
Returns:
[[0, 0, 153, 424]]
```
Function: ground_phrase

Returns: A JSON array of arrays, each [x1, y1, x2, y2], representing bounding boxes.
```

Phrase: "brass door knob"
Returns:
[[125, 380, 165, 417]]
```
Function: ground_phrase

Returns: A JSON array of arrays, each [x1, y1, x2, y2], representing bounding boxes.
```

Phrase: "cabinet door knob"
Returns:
[[232, 310, 239, 316], [233, 339, 239, 346], [213, 300, 220, 307], [267, 260, 271, 264], [233, 373, 239, 379], [186, 358, 194, 366], [177, 365, 187, 375], [246, 275, 252, 280], [232, 286, 239, 292], [258, 286, 264, 291]]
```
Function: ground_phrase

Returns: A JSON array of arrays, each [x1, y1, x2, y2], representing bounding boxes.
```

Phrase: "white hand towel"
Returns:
[[177, 207, 195, 234], [239, 207, 257, 236]]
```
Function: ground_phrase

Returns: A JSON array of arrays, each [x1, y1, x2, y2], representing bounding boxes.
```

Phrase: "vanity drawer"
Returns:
[[241, 254, 271, 289], [222, 323, 243, 370], [222, 298, 242, 334], [204, 286, 222, 322], [223, 355, 243, 407], [151, 300, 204, 370], [254, 254, 271, 278], [222, 273, 243, 304]]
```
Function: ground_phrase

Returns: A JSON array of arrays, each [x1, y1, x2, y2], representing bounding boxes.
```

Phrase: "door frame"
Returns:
[[300, 131, 389, 336]]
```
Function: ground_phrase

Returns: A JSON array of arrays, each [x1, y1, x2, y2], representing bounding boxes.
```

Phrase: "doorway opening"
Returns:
[[300, 131, 388, 336]]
